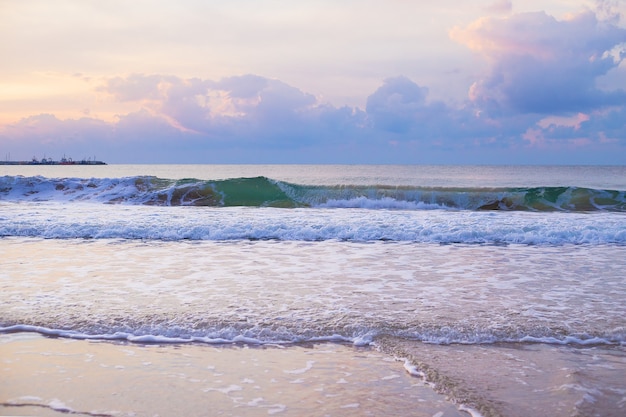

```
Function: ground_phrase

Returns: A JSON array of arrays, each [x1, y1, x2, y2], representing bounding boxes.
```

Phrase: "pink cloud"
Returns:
[[451, 9, 626, 114], [538, 113, 591, 130], [522, 127, 545, 147]]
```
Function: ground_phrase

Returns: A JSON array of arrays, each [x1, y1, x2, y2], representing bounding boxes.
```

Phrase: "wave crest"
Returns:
[[1, 175, 625, 212]]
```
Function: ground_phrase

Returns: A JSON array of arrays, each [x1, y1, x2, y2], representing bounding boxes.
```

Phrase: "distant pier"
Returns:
[[0, 156, 106, 165]]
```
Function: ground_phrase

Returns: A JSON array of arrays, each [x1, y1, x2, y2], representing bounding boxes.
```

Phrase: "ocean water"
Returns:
[[1, 164, 625, 416]]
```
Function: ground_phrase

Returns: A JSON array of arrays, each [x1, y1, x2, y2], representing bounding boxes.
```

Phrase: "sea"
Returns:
[[1, 164, 625, 417]]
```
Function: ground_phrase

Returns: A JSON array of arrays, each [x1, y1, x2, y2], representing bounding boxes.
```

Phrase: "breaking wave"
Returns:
[[1, 175, 625, 212]]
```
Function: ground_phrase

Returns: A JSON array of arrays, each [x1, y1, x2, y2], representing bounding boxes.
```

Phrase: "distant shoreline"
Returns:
[[0, 160, 106, 165]]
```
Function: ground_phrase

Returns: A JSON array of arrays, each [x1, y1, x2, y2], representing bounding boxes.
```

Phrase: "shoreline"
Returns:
[[0, 333, 470, 417], [378, 337, 626, 417], [2, 333, 624, 417]]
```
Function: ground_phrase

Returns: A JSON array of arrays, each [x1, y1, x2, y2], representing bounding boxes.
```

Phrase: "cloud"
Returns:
[[2, 68, 625, 164], [520, 106, 626, 152], [97, 73, 368, 151], [0, 113, 112, 160], [451, 10, 626, 115], [99, 74, 322, 136], [365, 76, 429, 133], [214, 75, 268, 99], [593, 0, 624, 24], [363, 76, 520, 147]]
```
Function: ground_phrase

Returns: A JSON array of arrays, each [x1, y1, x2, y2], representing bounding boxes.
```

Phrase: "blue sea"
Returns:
[[1, 164, 625, 416]]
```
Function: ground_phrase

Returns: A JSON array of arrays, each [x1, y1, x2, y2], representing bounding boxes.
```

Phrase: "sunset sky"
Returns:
[[1, 0, 625, 164]]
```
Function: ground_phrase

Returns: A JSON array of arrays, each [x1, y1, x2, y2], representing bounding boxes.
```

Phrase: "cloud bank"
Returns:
[[1, 7, 625, 164]]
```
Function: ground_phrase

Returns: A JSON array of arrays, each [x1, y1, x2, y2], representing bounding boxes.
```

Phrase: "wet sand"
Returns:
[[380, 337, 626, 417], [0, 333, 468, 417], [2, 337, 625, 417]]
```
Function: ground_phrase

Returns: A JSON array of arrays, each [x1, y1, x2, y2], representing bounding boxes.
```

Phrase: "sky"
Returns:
[[1, 0, 625, 164]]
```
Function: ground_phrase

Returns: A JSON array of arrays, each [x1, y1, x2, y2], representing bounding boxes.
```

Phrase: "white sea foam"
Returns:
[[0, 324, 621, 348], [2, 237, 625, 346], [318, 196, 448, 210], [1, 202, 625, 244], [402, 359, 425, 378], [284, 360, 315, 374], [458, 404, 485, 417]]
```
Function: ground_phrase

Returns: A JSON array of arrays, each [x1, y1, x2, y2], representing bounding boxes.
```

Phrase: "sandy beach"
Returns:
[[380, 338, 626, 417], [1, 333, 468, 417], [3, 333, 624, 417]]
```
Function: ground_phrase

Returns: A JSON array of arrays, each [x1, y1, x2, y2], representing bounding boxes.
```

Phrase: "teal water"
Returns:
[[2, 165, 625, 211]]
